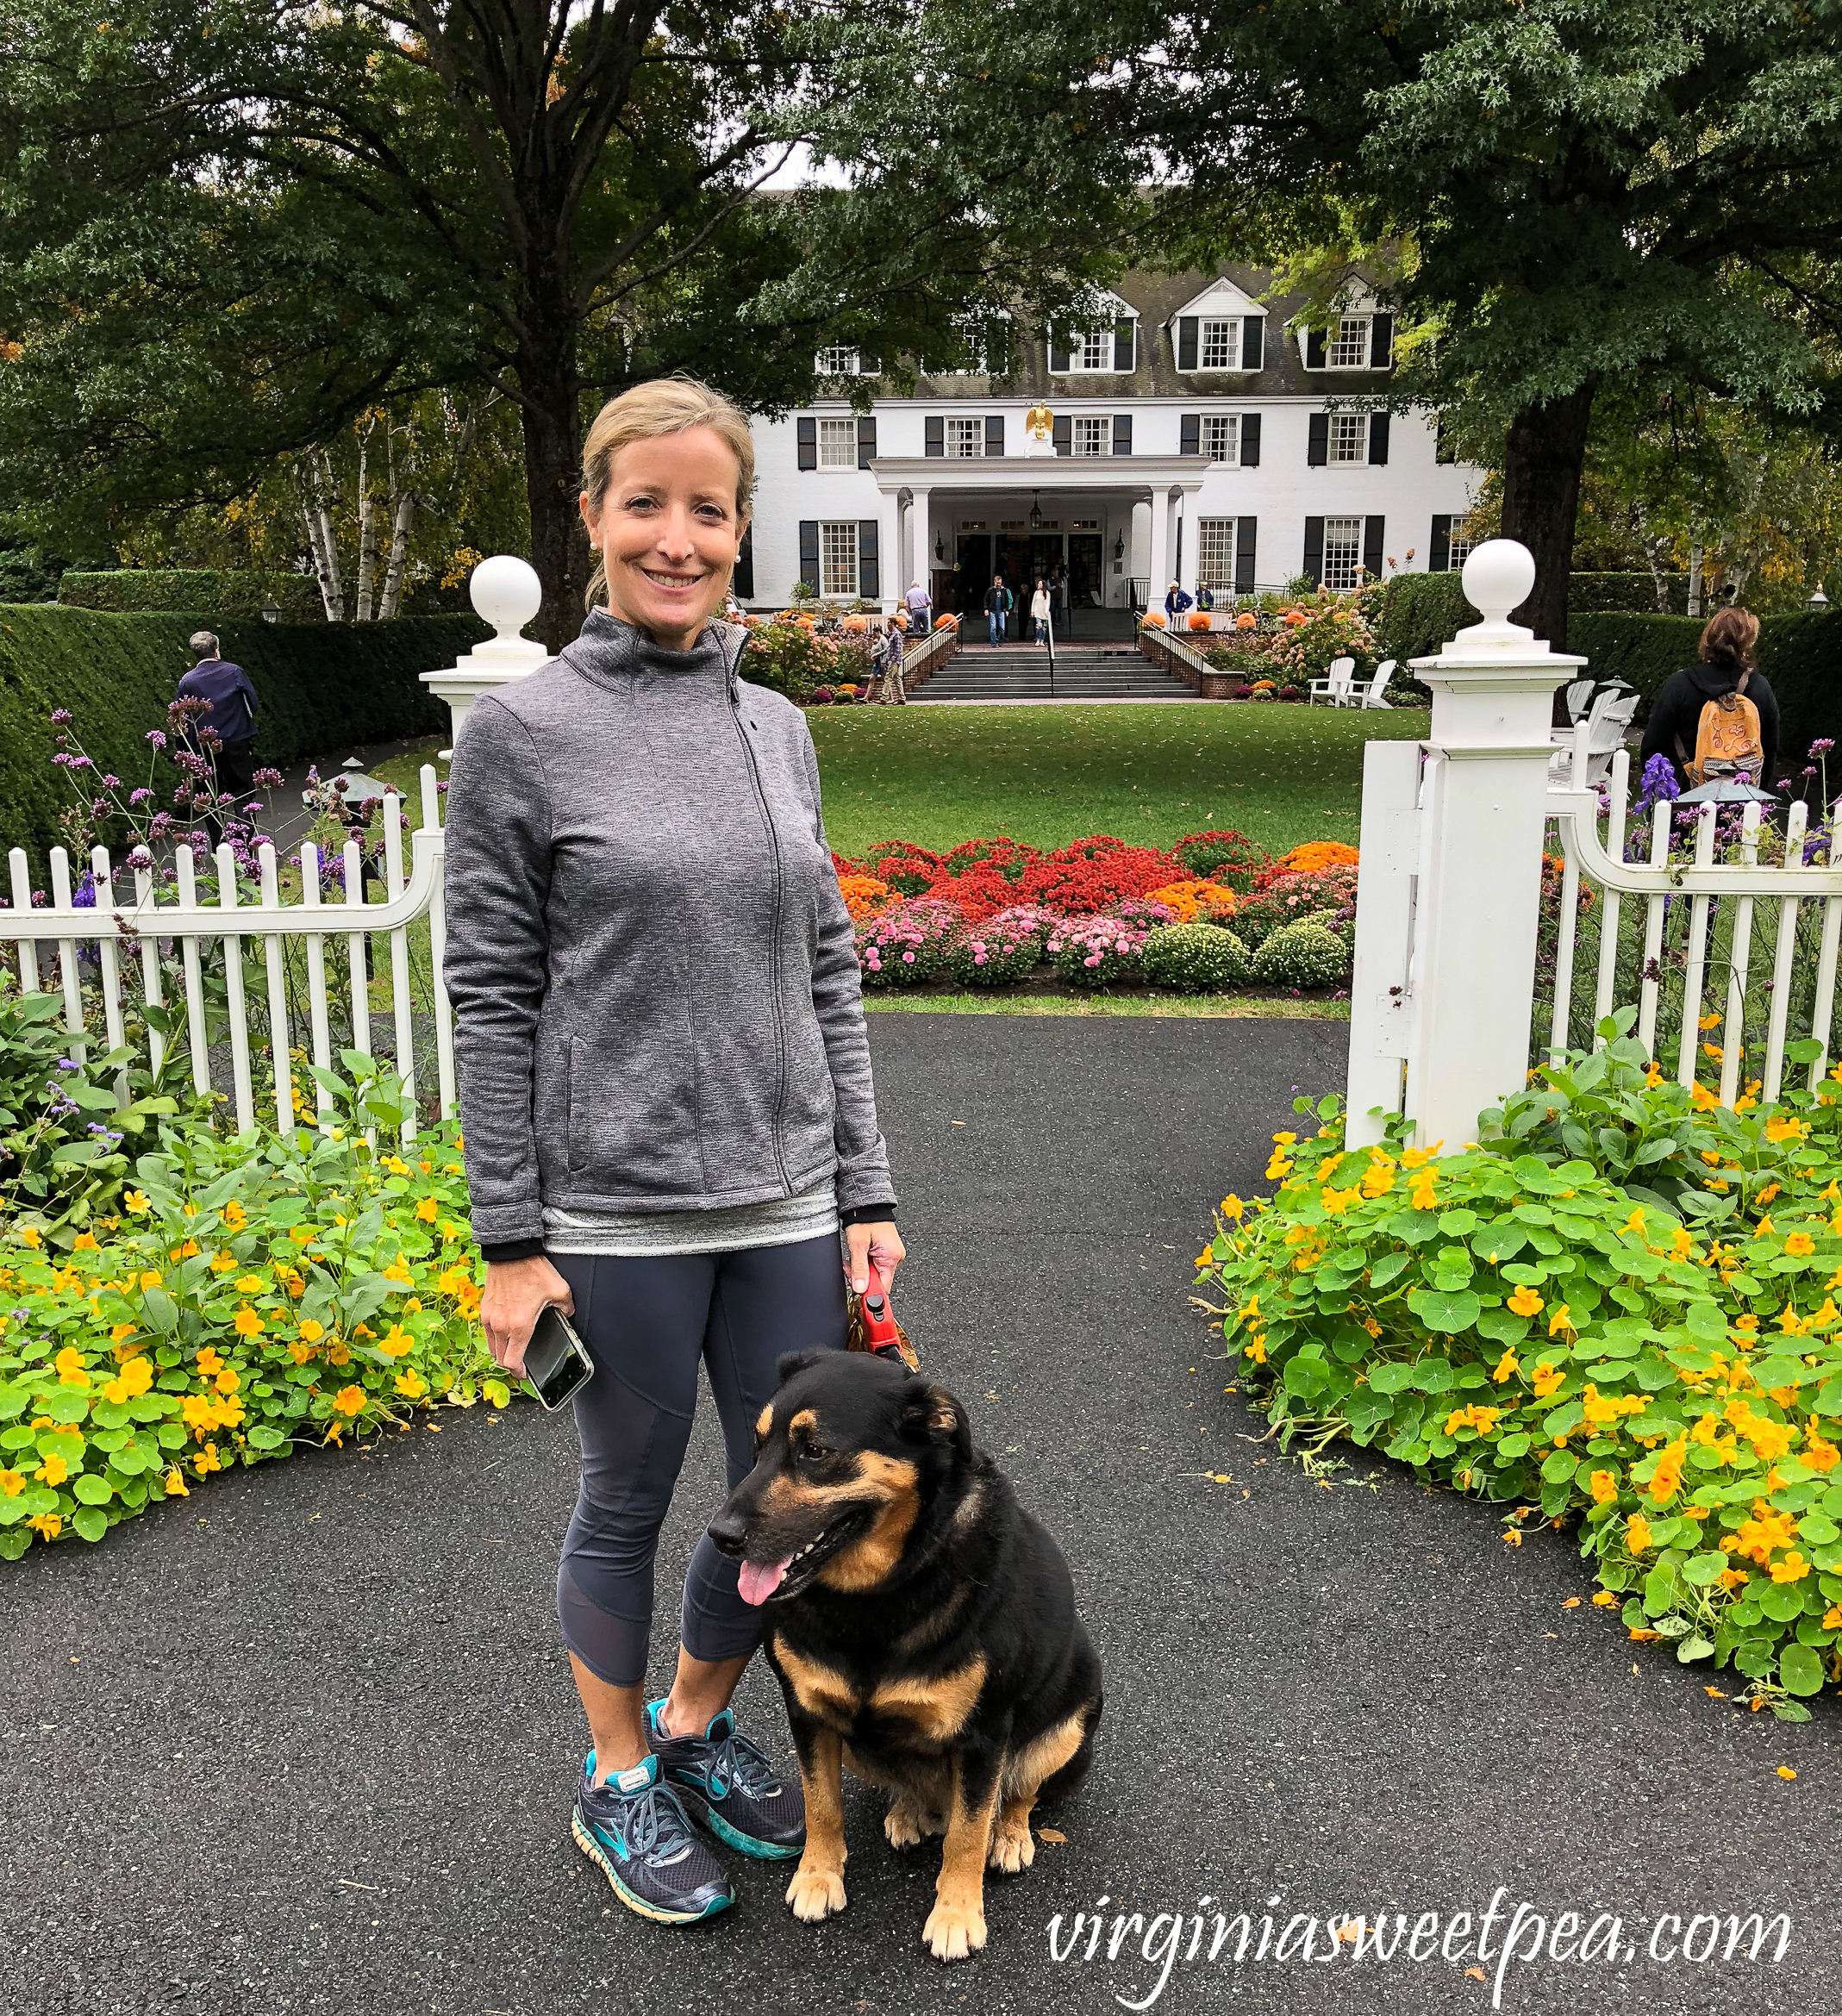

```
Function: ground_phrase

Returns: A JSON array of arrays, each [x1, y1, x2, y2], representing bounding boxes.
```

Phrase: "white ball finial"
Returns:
[[469, 554, 543, 640], [1461, 540, 1536, 626]]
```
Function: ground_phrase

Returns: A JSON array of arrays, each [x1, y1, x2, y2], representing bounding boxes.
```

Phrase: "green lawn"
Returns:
[[376, 702, 1427, 859], [806, 702, 1426, 859]]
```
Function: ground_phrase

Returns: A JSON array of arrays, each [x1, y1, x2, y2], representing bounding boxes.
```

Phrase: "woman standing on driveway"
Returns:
[[442, 378, 904, 1927]]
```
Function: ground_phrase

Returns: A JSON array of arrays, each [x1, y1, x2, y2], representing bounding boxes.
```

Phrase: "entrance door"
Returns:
[[956, 534, 992, 621], [1067, 534, 1103, 636], [995, 534, 1032, 638], [1027, 534, 1064, 633]]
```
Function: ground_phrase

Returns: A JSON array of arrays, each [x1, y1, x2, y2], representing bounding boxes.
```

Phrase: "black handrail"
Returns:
[[1046, 605, 1056, 697]]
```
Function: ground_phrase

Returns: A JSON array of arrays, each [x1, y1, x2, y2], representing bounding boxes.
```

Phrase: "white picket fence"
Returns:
[[1347, 540, 1842, 1152], [2, 767, 453, 1140]]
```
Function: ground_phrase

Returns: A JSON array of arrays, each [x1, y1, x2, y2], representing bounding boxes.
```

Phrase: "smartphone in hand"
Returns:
[[523, 1304, 594, 1411]]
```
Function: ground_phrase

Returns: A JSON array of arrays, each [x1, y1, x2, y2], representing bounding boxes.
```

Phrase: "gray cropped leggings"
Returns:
[[548, 1237, 847, 1688]]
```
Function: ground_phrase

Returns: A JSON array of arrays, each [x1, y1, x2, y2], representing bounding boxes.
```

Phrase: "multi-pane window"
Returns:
[[1328, 413, 1367, 464], [1077, 329, 1113, 369], [1321, 516, 1363, 591], [1447, 513, 1475, 570], [1201, 415, 1239, 464], [1072, 415, 1108, 458], [1196, 520, 1237, 592], [815, 346, 860, 376], [1327, 317, 1370, 368], [819, 522, 859, 598], [946, 417, 981, 458], [1199, 320, 1240, 370], [817, 418, 857, 469]]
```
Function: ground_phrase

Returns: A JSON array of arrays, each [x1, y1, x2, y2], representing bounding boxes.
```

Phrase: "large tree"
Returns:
[[0, 0, 1140, 643], [1129, 0, 1842, 645]]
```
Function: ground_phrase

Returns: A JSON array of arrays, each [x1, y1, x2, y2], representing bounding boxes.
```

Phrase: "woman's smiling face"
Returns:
[[581, 426, 748, 650]]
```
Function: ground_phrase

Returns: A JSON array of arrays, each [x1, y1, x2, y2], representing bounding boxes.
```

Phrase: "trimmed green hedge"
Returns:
[[1569, 571, 1689, 615], [57, 571, 327, 622], [1570, 612, 1842, 781], [0, 605, 487, 872]]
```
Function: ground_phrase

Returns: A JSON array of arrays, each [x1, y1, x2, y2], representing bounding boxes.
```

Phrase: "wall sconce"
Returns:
[[1028, 492, 1043, 531], [1113, 530, 1125, 561], [934, 532, 946, 562]]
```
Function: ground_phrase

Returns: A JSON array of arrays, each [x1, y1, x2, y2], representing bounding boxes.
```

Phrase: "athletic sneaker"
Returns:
[[645, 1701, 806, 1860], [571, 1751, 734, 1924]]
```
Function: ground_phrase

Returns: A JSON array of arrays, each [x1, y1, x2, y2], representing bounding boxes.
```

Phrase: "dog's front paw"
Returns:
[[884, 1798, 924, 1850], [786, 1860, 847, 1923], [988, 1810, 1036, 1875], [923, 1898, 987, 1962]]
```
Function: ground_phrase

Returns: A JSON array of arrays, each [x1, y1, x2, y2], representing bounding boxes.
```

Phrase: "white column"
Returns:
[[419, 556, 551, 752], [909, 490, 932, 606], [1145, 490, 1170, 615], [1177, 488, 1202, 605], [881, 494, 901, 613], [1398, 542, 1585, 1153]]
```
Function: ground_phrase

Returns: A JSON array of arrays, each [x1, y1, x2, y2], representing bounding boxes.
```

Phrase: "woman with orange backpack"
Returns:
[[1638, 607, 1780, 796]]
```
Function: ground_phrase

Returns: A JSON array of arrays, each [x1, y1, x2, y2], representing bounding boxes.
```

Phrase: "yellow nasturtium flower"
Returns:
[[1625, 1514, 1653, 1553], [332, 1385, 366, 1418], [1784, 1231, 1816, 1258], [1507, 1286, 1544, 1319]]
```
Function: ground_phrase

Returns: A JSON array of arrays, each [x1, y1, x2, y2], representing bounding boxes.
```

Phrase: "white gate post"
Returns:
[[1398, 542, 1585, 1152], [420, 555, 552, 751]]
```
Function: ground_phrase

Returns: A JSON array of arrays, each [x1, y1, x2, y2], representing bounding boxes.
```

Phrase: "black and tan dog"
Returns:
[[708, 1350, 1102, 1962]]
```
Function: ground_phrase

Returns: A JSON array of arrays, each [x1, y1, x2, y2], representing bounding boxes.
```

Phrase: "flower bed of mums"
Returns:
[[0, 1059, 500, 1557], [1196, 1014, 1842, 1715], [836, 833, 1362, 995]]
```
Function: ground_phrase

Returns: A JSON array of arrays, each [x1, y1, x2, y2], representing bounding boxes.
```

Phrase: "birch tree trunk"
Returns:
[[1635, 509, 1673, 614], [296, 451, 346, 622], [353, 415, 378, 623], [378, 491, 421, 619], [1687, 539, 1703, 618]]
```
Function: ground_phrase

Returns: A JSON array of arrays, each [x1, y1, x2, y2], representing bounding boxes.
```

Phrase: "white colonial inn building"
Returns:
[[737, 267, 1483, 623]]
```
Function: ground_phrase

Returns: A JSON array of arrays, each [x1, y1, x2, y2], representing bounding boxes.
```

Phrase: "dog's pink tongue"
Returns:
[[737, 1557, 793, 1606]]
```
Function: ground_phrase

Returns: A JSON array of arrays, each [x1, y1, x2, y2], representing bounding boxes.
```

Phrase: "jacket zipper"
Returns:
[[727, 636, 793, 1195]]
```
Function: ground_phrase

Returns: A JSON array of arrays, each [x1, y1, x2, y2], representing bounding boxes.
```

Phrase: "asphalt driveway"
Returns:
[[3, 1016, 1833, 2015]]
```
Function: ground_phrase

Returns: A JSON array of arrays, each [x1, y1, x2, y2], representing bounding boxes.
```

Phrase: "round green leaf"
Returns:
[[1779, 1642, 1826, 1696], [71, 1505, 109, 1543], [1405, 1288, 1480, 1333], [72, 1474, 113, 1506], [1797, 1513, 1840, 1546], [1682, 1551, 1730, 1586], [1369, 1363, 1416, 1394]]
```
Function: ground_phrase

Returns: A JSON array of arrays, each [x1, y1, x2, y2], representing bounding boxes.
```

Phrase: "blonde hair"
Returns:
[[581, 378, 756, 612]]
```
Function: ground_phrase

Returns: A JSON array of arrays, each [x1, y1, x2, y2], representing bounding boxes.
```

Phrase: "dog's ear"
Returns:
[[776, 1349, 827, 1389], [900, 1382, 972, 1462]]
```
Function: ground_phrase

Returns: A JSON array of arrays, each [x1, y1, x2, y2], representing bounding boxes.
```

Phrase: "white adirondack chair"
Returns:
[[1549, 685, 1640, 784], [1309, 655, 1357, 706], [1357, 658, 1396, 709]]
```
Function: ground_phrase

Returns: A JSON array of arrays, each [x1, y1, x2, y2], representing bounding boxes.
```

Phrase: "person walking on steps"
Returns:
[[442, 378, 904, 1929], [903, 577, 932, 636], [1639, 608, 1779, 796], [1030, 577, 1051, 646], [985, 573, 1008, 648]]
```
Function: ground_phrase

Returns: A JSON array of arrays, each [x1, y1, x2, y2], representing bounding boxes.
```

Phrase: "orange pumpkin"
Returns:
[[1142, 611, 1166, 628], [1235, 611, 1257, 630], [1187, 612, 1212, 632]]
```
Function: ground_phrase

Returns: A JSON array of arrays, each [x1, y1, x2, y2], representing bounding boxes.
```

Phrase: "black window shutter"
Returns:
[[1370, 314, 1394, 369], [1305, 327, 1326, 371], [924, 415, 944, 458], [1430, 515, 1452, 573], [1179, 414, 1200, 456], [733, 525, 755, 602], [985, 415, 1004, 456], [1363, 516, 1384, 581], [1303, 516, 1325, 587], [1435, 420, 1456, 465], [1240, 414, 1261, 466], [1368, 412, 1389, 465], [1112, 414, 1132, 456], [858, 520, 879, 599], [1308, 413, 1328, 466], [1234, 518, 1257, 595], [1049, 336, 1071, 372], [1114, 319, 1135, 371], [1177, 317, 1198, 371], [1053, 414, 1071, 457], [1242, 317, 1264, 371], [798, 521, 820, 593], [857, 416, 876, 469], [796, 417, 816, 471]]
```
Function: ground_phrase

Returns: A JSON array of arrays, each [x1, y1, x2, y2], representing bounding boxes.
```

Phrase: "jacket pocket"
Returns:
[[565, 1033, 706, 1195]]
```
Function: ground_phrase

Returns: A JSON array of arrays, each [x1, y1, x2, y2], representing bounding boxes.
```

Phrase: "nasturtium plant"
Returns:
[[1198, 1018, 1842, 1716], [0, 1057, 500, 1557]]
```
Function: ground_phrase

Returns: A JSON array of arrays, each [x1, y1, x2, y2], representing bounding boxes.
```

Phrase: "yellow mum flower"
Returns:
[[332, 1384, 366, 1418], [1784, 1232, 1816, 1258], [1507, 1286, 1544, 1318], [233, 1307, 263, 1337]]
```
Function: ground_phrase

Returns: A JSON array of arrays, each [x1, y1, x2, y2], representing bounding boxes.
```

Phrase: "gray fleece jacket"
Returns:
[[440, 609, 895, 1250]]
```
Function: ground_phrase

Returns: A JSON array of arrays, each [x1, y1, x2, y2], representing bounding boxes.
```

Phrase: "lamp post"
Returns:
[[260, 594, 281, 624], [1808, 587, 1830, 611]]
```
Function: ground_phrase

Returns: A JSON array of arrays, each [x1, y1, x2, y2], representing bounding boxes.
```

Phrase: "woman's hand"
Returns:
[[844, 1220, 905, 1298], [482, 1254, 574, 1379]]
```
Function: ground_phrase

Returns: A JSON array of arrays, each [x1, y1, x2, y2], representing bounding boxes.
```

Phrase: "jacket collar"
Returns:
[[568, 607, 749, 701]]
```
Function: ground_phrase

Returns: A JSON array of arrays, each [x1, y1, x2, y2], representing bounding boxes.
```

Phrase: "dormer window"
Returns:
[[1199, 319, 1240, 370], [1051, 313, 1137, 374], [815, 346, 877, 377], [1327, 317, 1370, 369]]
